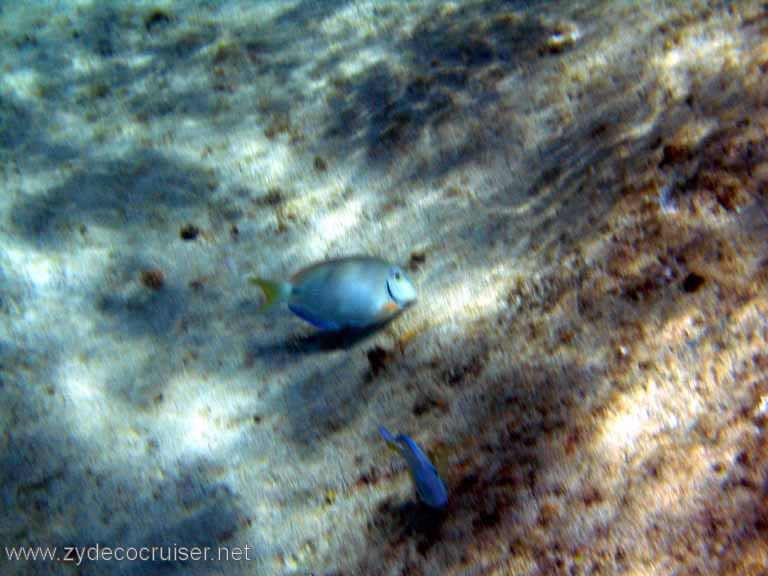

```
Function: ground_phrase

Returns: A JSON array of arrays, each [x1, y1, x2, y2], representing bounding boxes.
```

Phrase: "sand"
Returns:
[[1, 0, 767, 574]]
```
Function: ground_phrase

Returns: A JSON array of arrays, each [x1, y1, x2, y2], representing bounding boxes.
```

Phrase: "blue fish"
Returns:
[[379, 425, 448, 509], [250, 256, 416, 331]]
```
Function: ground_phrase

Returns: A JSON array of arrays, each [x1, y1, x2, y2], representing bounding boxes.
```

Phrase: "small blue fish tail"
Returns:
[[379, 425, 399, 451]]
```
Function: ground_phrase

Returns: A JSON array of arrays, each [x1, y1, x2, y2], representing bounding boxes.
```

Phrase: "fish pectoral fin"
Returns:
[[379, 301, 400, 317]]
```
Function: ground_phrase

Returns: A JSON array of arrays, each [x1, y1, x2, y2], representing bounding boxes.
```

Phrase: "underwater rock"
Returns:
[[179, 223, 200, 241], [140, 268, 165, 290]]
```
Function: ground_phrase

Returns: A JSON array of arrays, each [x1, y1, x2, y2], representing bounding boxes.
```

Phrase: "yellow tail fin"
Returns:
[[249, 278, 291, 312]]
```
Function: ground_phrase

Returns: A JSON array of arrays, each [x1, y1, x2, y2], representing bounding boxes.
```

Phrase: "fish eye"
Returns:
[[395, 272, 402, 281]]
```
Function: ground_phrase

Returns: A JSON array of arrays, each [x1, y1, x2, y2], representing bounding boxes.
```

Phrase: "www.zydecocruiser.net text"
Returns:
[[6, 544, 253, 566]]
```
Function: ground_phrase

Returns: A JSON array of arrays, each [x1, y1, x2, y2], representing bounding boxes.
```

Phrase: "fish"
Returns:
[[379, 425, 448, 509], [250, 256, 417, 331]]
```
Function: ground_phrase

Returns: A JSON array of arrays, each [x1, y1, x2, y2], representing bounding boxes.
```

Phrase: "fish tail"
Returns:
[[378, 425, 401, 454], [249, 278, 291, 312]]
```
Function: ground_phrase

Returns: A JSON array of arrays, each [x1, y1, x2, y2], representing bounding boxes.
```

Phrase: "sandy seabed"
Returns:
[[1, 1, 767, 574]]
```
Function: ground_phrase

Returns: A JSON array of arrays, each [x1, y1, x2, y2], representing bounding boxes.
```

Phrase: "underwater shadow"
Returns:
[[350, 231, 768, 570], [0, 340, 259, 575], [272, 0, 355, 29], [289, 324, 383, 353], [351, 349, 608, 574], [358, 0, 765, 288], [248, 324, 382, 360], [106, 459, 258, 576], [63, 458, 257, 576], [18, 2, 315, 134], [320, 0, 597, 170], [345, 101, 768, 569], [274, 347, 388, 454], [10, 148, 216, 249], [0, 92, 80, 168], [86, 248, 251, 411], [311, 0, 674, 285], [245, 311, 407, 365]]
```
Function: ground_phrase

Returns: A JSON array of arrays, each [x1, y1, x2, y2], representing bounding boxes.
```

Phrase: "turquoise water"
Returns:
[[2, 1, 767, 574]]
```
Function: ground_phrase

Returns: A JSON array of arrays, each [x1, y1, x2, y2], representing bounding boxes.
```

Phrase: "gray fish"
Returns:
[[250, 256, 416, 331]]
